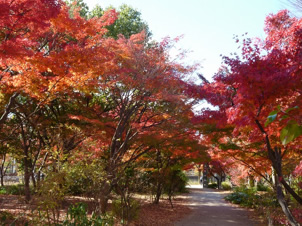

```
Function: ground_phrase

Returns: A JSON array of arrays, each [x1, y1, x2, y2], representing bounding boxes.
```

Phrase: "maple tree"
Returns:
[[195, 10, 302, 225], [0, 0, 119, 202], [1, 1, 203, 217], [64, 32, 201, 212]]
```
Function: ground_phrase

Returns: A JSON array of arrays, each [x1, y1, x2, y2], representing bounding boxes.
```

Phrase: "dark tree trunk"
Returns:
[[215, 176, 221, 189], [275, 175, 299, 226], [99, 177, 113, 214], [0, 155, 6, 187], [31, 171, 36, 189], [100, 195, 109, 215], [255, 120, 301, 224], [24, 156, 31, 203], [154, 183, 162, 204], [0, 172, 4, 187], [198, 169, 202, 184], [203, 163, 209, 188], [249, 175, 255, 187]]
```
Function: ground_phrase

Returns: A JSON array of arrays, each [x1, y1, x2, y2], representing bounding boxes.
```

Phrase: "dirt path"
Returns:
[[174, 188, 261, 226]]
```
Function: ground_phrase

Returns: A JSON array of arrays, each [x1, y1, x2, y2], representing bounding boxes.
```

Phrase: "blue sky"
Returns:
[[85, 0, 288, 80]]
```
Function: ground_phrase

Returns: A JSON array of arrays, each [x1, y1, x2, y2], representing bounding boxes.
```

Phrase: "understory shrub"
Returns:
[[164, 169, 188, 194], [0, 184, 29, 195], [112, 198, 140, 223], [65, 160, 106, 196], [256, 183, 270, 191], [62, 202, 113, 226], [225, 192, 249, 204], [225, 186, 260, 208], [224, 185, 291, 225], [221, 181, 232, 190], [33, 171, 67, 225], [208, 183, 218, 189]]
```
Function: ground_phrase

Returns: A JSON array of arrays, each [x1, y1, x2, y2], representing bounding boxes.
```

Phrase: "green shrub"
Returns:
[[225, 187, 261, 208], [225, 192, 249, 204], [0, 187, 6, 194], [257, 183, 270, 191], [0, 184, 28, 195], [65, 160, 106, 197], [208, 183, 218, 189], [221, 181, 232, 190], [0, 211, 14, 224], [34, 171, 68, 225], [62, 202, 113, 226], [164, 170, 189, 194], [112, 198, 140, 223]]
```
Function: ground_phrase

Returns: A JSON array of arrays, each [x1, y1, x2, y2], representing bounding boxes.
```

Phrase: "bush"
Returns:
[[62, 202, 113, 226], [208, 183, 218, 189], [65, 160, 106, 197], [164, 170, 189, 194], [225, 192, 249, 204], [225, 186, 261, 208], [221, 181, 232, 190], [112, 198, 140, 223], [33, 171, 68, 225], [0, 184, 28, 195], [257, 183, 270, 191]]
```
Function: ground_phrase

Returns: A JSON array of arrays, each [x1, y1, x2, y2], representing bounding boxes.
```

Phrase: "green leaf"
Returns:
[[280, 115, 289, 121], [265, 110, 279, 127], [280, 120, 302, 145], [285, 106, 299, 113]]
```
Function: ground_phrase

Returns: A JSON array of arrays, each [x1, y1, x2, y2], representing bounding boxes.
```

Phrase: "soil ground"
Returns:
[[0, 187, 264, 225], [0, 193, 192, 225]]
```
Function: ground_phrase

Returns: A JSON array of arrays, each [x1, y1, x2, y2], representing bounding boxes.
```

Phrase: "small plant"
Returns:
[[35, 171, 67, 225], [208, 183, 218, 189], [112, 198, 140, 224], [225, 186, 261, 208], [225, 192, 249, 204], [257, 183, 270, 191], [0, 211, 14, 224], [0, 211, 28, 225], [221, 181, 232, 190], [0, 184, 27, 195], [62, 202, 113, 226], [0, 187, 6, 194]]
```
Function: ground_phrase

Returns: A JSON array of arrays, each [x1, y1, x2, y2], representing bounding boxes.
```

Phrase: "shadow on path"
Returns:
[[175, 188, 260, 226]]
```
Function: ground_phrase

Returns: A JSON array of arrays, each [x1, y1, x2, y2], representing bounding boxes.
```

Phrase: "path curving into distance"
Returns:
[[175, 187, 261, 226]]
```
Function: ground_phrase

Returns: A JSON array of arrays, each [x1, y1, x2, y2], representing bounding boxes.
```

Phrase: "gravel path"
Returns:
[[174, 188, 260, 226]]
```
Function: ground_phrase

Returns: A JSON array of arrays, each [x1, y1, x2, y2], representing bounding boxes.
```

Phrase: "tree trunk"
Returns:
[[213, 175, 222, 189], [198, 169, 202, 184], [0, 155, 6, 187], [31, 171, 36, 189], [154, 183, 162, 204], [24, 156, 31, 203], [249, 175, 255, 187], [255, 121, 301, 224], [256, 121, 302, 205], [0, 173, 4, 187], [203, 163, 209, 188], [275, 175, 299, 226], [100, 195, 109, 215], [99, 180, 112, 214]]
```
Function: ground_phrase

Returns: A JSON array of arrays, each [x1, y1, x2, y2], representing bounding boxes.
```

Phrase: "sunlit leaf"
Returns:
[[265, 110, 279, 127], [280, 120, 302, 145]]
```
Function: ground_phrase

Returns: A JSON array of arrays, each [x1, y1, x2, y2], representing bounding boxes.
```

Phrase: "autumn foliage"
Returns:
[[1, 0, 302, 225], [194, 9, 302, 225], [0, 0, 205, 223]]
